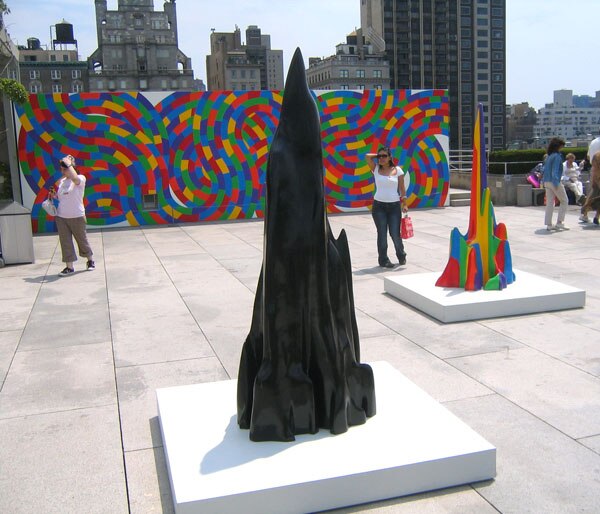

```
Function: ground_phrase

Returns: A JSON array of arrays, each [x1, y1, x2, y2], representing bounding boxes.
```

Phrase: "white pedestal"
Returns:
[[384, 269, 585, 323], [157, 361, 496, 514]]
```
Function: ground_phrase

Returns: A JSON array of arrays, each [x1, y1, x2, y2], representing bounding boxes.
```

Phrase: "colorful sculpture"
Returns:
[[237, 48, 376, 442], [436, 104, 515, 291]]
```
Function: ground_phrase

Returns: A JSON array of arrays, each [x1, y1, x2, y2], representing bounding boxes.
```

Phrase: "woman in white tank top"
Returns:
[[366, 146, 408, 268]]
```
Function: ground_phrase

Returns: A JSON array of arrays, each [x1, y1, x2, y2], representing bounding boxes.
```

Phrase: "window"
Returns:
[[340, 69, 349, 78], [120, 80, 127, 89], [139, 79, 148, 89], [52, 84, 62, 93], [72, 83, 83, 93], [341, 84, 349, 90], [72, 69, 82, 79], [373, 69, 382, 78], [143, 194, 158, 210], [50, 55, 57, 62], [62, 54, 68, 62], [356, 69, 365, 78], [29, 70, 40, 79], [151, 19, 163, 29], [30, 83, 41, 93]]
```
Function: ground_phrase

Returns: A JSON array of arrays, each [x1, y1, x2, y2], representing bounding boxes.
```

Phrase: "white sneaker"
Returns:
[[579, 215, 590, 223], [555, 223, 570, 231], [546, 225, 556, 231]]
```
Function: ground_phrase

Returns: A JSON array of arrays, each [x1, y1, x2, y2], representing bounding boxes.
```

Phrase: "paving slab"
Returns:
[[125, 447, 175, 514], [0, 342, 116, 418], [116, 357, 229, 451], [448, 347, 600, 439], [0, 329, 20, 386], [361, 334, 493, 403], [446, 394, 600, 514], [0, 405, 127, 514], [482, 313, 600, 376]]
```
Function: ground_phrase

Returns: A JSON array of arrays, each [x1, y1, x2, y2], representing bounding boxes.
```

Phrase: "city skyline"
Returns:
[[5, 0, 599, 110]]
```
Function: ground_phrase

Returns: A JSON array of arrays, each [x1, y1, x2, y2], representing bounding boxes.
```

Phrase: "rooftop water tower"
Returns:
[[51, 19, 77, 51]]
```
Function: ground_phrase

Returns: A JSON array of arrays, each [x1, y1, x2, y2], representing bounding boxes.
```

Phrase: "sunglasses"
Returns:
[[377, 154, 389, 158]]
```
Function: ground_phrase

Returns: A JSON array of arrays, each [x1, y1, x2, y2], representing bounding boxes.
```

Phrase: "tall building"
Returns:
[[506, 102, 536, 149], [17, 21, 89, 94], [306, 29, 391, 91], [89, 0, 195, 92], [361, 0, 506, 150], [206, 25, 283, 91]]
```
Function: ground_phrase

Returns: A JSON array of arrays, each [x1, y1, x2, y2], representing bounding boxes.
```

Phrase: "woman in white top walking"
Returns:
[[49, 154, 95, 276], [366, 146, 408, 268]]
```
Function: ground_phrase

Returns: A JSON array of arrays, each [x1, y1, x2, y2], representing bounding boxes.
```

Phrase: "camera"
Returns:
[[59, 160, 68, 168]]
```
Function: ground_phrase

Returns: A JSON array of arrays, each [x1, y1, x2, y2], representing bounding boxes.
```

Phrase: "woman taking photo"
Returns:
[[49, 154, 95, 276], [366, 146, 408, 268]]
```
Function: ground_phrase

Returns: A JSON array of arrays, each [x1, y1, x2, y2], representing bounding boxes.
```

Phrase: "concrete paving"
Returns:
[[1, 201, 599, 514]]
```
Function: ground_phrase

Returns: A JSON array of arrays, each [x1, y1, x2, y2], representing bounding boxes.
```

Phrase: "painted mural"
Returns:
[[16, 89, 449, 233]]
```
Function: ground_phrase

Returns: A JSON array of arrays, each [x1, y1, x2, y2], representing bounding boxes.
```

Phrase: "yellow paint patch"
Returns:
[[328, 117, 346, 127], [126, 212, 139, 226], [114, 150, 132, 167], [110, 125, 129, 138], [63, 112, 81, 128], [384, 117, 398, 131], [347, 141, 366, 150], [20, 116, 33, 132], [183, 188, 195, 202]]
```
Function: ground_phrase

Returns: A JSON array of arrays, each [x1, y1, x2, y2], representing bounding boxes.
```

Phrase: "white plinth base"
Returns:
[[384, 269, 585, 323], [157, 361, 496, 514]]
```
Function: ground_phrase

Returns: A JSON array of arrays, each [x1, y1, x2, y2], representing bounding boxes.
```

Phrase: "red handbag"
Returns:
[[401, 215, 414, 239]]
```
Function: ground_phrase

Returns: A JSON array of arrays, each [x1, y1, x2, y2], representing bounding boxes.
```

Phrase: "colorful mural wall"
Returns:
[[15, 89, 449, 233]]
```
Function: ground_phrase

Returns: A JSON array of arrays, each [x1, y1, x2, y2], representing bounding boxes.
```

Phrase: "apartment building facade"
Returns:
[[360, 0, 506, 150], [89, 0, 194, 92], [534, 90, 600, 147], [306, 30, 391, 91], [206, 25, 283, 91]]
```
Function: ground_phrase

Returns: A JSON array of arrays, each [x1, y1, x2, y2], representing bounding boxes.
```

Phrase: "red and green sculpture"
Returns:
[[436, 104, 515, 291]]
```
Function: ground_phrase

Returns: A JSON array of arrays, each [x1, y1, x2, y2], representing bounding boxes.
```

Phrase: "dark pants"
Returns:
[[55, 216, 93, 263], [371, 200, 406, 265]]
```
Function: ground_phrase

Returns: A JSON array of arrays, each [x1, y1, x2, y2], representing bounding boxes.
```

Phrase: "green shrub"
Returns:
[[486, 147, 589, 175]]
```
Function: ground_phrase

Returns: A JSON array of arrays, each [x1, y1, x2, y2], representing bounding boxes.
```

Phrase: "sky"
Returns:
[[4, 0, 599, 110]]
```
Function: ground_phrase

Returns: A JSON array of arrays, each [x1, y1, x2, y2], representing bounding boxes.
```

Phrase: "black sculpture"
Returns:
[[237, 48, 376, 442]]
